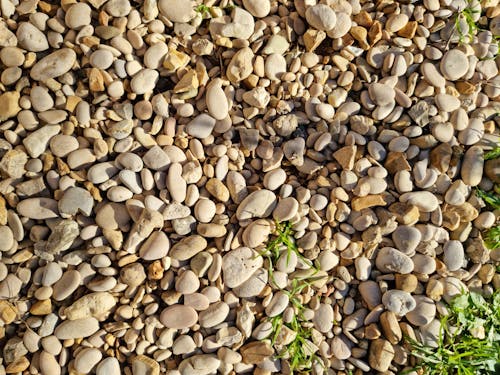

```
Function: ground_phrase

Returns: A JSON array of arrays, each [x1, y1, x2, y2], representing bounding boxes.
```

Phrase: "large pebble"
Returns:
[[65, 292, 116, 320], [382, 290, 416, 316], [30, 49, 76, 81], [443, 240, 465, 271], [74, 348, 102, 374], [160, 305, 198, 329], [206, 79, 228, 120], [305, 4, 336, 31], [96, 357, 120, 375], [158, 0, 194, 22], [16, 22, 49, 52], [139, 231, 170, 260], [440, 49, 469, 81], [236, 189, 277, 220], [17, 198, 59, 219], [54, 318, 100, 339], [169, 235, 207, 261], [198, 301, 229, 328], [461, 146, 483, 186], [392, 226, 421, 255], [65, 3, 92, 29], [406, 296, 436, 326], [400, 191, 439, 212], [313, 304, 334, 333], [130, 69, 158, 95], [376, 247, 414, 274], [222, 247, 263, 288]]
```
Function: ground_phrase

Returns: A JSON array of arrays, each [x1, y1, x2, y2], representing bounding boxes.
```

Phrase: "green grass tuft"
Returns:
[[476, 189, 500, 210], [483, 226, 500, 250], [484, 146, 500, 161], [406, 290, 500, 375], [259, 221, 322, 372]]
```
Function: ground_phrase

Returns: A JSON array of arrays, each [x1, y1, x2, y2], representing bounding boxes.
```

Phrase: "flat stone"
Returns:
[[158, 0, 194, 23], [198, 301, 230, 328], [440, 49, 469, 81], [59, 187, 94, 217], [376, 247, 414, 274], [23, 124, 61, 158], [169, 235, 207, 261], [54, 317, 100, 340], [30, 49, 76, 81], [16, 22, 49, 52], [222, 247, 263, 288], [382, 290, 416, 316], [236, 189, 277, 220], [305, 4, 336, 31], [17, 198, 59, 219], [160, 305, 198, 329]]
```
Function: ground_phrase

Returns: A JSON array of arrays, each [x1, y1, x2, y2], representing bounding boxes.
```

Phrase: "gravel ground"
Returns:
[[0, 0, 499, 374]]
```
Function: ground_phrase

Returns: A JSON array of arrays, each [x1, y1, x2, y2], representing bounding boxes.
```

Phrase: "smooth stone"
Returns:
[[184, 293, 210, 311], [169, 235, 207, 261], [96, 357, 120, 375], [198, 301, 230, 328], [0, 225, 14, 251], [242, 219, 271, 248], [120, 263, 146, 286], [178, 355, 220, 375], [368, 83, 395, 106], [90, 49, 114, 69], [359, 281, 381, 309], [143, 146, 170, 171], [30, 86, 54, 112], [54, 317, 100, 339], [400, 191, 439, 212], [16, 22, 49, 52], [74, 348, 102, 374], [30, 49, 76, 81], [406, 296, 436, 326], [23, 125, 61, 158], [222, 247, 263, 288], [313, 304, 334, 333], [59, 187, 94, 217], [52, 270, 81, 301], [87, 162, 119, 184], [206, 79, 228, 120], [273, 197, 299, 222], [233, 268, 268, 297], [305, 4, 336, 31], [443, 240, 465, 271], [236, 189, 277, 220], [369, 339, 394, 372], [160, 305, 198, 329], [65, 292, 116, 320], [440, 49, 469, 81], [65, 3, 92, 30], [242, 0, 271, 17], [376, 247, 414, 274], [176, 270, 200, 294], [158, 0, 194, 23], [130, 69, 159, 95], [0, 274, 22, 298], [226, 47, 254, 83], [40, 351, 61, 375], [392, 225, 421, 255], [461, 146, 483, 186], [131, 355, 160, 375], [331, 335, 352, 360], [265, 291, 289, 317], [17, 198, 58, 219], [382, 290, 416, 316], [186, 114, 217, 139], [139, 231, 169, 260]]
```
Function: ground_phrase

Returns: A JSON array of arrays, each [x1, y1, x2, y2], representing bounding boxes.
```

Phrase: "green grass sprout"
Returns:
[[405, 290, 500, 375], [483, 226, 500, 250]]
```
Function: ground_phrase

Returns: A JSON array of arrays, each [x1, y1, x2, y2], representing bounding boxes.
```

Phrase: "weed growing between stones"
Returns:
[[405, 290, 500, 375]]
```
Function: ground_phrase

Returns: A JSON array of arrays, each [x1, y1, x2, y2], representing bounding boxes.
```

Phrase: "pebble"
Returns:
[[305, 4, 337, 31], [440, 49, 469, 80], [130, 69, 159, 95], [169, 235, 207, 261], [158, 0, 194, 22], [186, 114, 217, 139], [313, 304, 334, 333], [376, 247, 414, 274], [406, 296, 436, 326], [65, 3, 92, 30], [443, 240, 465, 271], [369, 339, 394, 372], [17, 198, 59, 219], [96, 357, 121, 375], [30, 49, 76, 81], [222, 247, 263, 288], [54, 317, 100, 339], [199, 301, 230, 328], [236, 189, 277, 220], [64, 292, 116, 320], [206, 80, 229, 120], [16, 22, 49, 52], [382, 290, 416, 316], [160, 305, 198, 329], [74, 348, 102, 374], [40, 351, 61, 375]]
